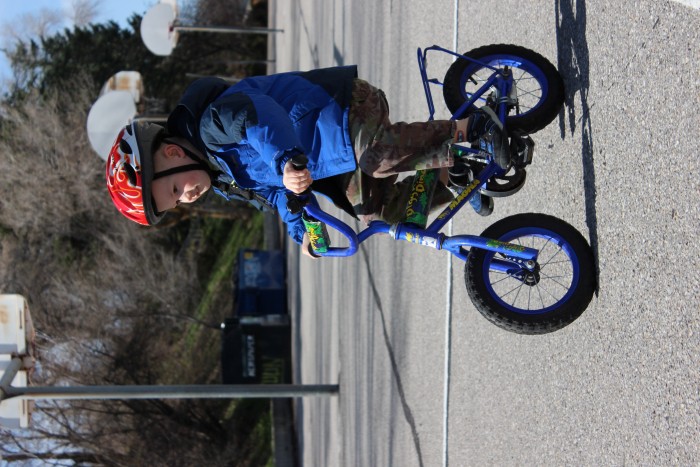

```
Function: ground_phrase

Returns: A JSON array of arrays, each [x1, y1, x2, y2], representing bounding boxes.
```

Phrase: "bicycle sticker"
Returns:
[[485, 239, 527, 253], [437, 178, 481, 220], [404, 169, 438, 227], [302, 216, 330, 254], [405, 232, 438, 248]]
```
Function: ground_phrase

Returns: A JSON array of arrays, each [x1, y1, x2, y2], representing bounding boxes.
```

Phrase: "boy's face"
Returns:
[[151, 143, 211, 212]]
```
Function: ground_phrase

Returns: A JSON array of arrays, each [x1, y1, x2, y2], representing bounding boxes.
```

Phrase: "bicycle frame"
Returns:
[[303, 157, 538, 272], [300, 45, 538, 272]]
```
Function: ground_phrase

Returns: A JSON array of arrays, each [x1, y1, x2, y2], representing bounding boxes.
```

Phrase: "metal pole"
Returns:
[[132, 115, 169, 123], [221, 60, 276, 64], [184, 73, 241, 83], [174, 26, 284, 34], [0, 357, 22, 394], [2, 383, 339, 401], [2, 356, 338, 402]]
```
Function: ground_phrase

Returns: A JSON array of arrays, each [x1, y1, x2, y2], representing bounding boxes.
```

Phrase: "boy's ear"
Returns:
[[162, 143, 186, 159]]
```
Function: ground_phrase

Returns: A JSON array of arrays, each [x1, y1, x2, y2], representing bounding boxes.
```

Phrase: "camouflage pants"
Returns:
[[346, 79, 456, 223]]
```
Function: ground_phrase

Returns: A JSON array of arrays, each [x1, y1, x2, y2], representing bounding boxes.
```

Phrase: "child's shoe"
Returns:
[[469, 192, 494, 217], [466, 107, 510, 170]]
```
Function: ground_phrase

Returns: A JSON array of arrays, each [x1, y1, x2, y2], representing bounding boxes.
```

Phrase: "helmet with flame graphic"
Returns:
[[106, 121, 166, 226]]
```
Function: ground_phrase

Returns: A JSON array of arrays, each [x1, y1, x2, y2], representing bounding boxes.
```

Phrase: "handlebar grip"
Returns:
[[302, 213, 331, 255], [302, 204, 359, 257], [290, 154, 308, 170]]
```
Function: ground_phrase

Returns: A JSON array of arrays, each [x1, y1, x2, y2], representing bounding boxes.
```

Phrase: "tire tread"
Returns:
[[464, 213, 596, 335]]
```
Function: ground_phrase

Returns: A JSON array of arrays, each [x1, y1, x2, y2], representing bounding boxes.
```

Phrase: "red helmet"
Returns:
[[105, 121, 165, 226]]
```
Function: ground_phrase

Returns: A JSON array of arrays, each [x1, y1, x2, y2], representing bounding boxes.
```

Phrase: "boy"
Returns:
[[106, 67, 507, 256]]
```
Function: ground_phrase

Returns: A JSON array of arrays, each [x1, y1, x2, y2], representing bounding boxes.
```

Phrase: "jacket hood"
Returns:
[[167, 77, 231, 152]]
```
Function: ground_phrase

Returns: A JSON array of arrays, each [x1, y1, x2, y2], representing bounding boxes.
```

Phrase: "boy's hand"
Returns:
[[283, 159, 313, 194], [301, 233, 318, 259]]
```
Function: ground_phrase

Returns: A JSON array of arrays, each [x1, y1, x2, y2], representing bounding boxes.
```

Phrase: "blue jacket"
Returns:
[[167, 67, 359, 243]]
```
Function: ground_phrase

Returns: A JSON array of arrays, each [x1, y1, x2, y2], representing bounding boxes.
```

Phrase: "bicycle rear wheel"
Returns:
[[443, 44, 565, 134]]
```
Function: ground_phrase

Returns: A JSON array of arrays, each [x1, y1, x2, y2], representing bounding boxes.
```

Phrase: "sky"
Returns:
[[0, 0, 156, 28], [0, 0, 159, 88]]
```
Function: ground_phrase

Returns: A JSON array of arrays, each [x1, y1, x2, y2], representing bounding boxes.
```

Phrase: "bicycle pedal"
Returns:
[[511, 134, 535, 167], [448, 161, 471, 188]]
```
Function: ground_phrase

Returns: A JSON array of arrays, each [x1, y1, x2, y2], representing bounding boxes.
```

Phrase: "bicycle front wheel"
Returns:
[[465, 213, 596, 334]]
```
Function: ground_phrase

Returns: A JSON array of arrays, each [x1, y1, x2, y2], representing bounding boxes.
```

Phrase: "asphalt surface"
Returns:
[[269, 1, 700, 465]]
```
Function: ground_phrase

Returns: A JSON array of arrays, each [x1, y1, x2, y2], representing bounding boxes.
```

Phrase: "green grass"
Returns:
[[157, 212, 265, 382], [183, 213, 264, 352], [230, 399, 273, 465], [160, 212, 273, 466]]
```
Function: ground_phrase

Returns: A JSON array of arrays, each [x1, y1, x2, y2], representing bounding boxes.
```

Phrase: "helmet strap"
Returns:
[[152, 164, 206, 180], [161, 138, 218, 181]]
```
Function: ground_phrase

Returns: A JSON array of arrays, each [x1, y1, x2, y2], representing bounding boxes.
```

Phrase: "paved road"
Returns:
[[270, 1, 700, 465]]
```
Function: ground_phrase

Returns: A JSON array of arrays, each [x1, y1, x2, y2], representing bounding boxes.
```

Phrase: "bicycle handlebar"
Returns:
[[286, 154, 359, 257], [303, 204, 359, 257]]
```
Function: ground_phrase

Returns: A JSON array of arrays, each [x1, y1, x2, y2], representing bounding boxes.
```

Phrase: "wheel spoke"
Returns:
[[518, 87, 542, 100], [489, 271, 521, 286], [540, 244, 566, 270], [500, 281, 525, 299], [537, 281, 562, 302], [536, 281, 546, 309], [539, 272, 572, 281], [535, 235, 555, 257], [514, 75, 538, 83], [541, 259, 571, 266], [539, 272, 572, 291], [510, 281, 524, 307]]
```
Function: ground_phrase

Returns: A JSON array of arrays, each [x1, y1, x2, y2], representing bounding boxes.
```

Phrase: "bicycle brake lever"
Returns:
[[285, 192, 305, 214]]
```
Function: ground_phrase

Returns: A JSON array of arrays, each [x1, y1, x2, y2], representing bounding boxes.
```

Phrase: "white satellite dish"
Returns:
[[140, 2, 178, 56], [86, 91, 137, 160], [100, 71, 145, 104], [0, 295, 34, 356]]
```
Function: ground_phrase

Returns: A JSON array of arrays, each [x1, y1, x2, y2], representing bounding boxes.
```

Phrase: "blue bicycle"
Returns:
[[290, 44, 596, 335]]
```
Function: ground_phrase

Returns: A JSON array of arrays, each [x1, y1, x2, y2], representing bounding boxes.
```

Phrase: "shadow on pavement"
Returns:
[[359, 243, 425, 467], [555, 0, 600, 291]]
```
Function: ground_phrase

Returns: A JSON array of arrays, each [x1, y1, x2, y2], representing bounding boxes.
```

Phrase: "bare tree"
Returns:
[[68, 0, 103, 28], [0, 74, 234, 465], [1, 0, 104, 44], [1, 8, 64, 44], [0, 1, 273, 462]]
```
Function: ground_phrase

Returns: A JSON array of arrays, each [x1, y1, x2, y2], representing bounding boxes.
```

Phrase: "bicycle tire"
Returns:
[[443, 44, 565, 134], [465, 213, 596, 334]]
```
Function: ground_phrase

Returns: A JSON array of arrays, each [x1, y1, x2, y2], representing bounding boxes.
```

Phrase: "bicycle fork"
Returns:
[[381, 221, 538, 273]]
